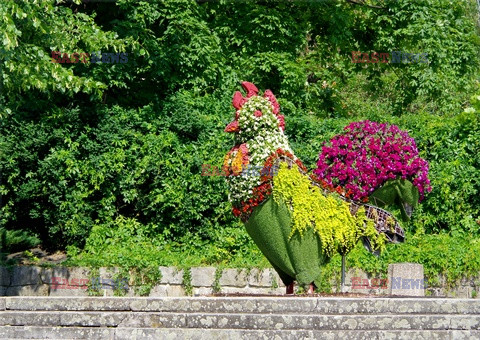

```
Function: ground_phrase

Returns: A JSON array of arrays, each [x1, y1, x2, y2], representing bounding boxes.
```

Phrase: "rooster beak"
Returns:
[[224, 120, 239, 133]]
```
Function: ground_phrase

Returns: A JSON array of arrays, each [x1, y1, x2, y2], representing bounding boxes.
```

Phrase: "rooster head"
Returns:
[[225, 82, 285, 137]]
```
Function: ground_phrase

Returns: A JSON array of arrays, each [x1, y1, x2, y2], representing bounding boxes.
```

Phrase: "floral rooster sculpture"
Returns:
[[223, 82, 430, 294]]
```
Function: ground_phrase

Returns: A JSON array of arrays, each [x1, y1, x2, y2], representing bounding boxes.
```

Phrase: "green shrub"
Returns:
[[0, 97, 238, 247], [0, 227, 40, 254]]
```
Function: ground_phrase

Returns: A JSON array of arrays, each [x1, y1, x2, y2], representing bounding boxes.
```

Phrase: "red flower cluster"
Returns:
[[232, 82, 259, 110], [264, 90, 280, 114], [233, 182, 273, 219], [263, 90, 285, 131], [310, 174, 361, 201], [224, 120, 239, 132], [275, 148, 293, 159], [295, 159, 307, 173], [243, 82, 259, 98]]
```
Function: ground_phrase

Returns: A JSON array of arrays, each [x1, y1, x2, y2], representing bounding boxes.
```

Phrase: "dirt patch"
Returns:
[[5, 247, 67, 265]]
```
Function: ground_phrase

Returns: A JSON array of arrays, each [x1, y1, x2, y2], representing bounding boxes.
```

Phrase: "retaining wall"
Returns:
[[0, 266, 478, 298]]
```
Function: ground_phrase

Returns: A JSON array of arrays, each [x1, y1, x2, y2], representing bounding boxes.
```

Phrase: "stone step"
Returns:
[[1, 327, 479, 340], [2, 297, 479, 339], [1, 311, 479, 330], [3, 297, 480, 314]]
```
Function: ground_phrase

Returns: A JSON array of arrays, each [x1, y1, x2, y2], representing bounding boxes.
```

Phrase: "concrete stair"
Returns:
[[1, 297, 479, 339]]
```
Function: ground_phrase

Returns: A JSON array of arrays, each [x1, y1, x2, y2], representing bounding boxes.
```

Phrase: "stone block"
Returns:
[[159, 266, 183, 285], [193, 287, 213, 296], [42, 267, 92, 293], [119, 288, 137, 297], [269, 287, 285, 295], [147, 285, 167, 297], [99, 289, 115, 297], [6, 284, 49, 296], [0, 326, 114, 339], [0, 267, 10, 286], [219, 268, 248, 287], [98, 267, 121, 279], [388, 263, 425, 296], [349, 273, 389, 295], [217, 286, 250, 295], [247, 268, 268, 287], [248, 268, 283, 287], [41, 267, 91, 285], [426, 287, 446, 297], [166, 285, 185, 297], [345, 268, 368, 287], [40, 267, 67, 283], [191, 267, 216, 287], [113, 329, 466, 340], [460, 277, 475, 287], [447, 286, 471, 299], [49, 288, 89, 297], [221, 287, 284, 295], [10, 266, 42, 286], [117, 312, 187, 328]]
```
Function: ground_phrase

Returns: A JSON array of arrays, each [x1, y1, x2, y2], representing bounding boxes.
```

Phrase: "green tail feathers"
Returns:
[[369, 179, 419, 221]]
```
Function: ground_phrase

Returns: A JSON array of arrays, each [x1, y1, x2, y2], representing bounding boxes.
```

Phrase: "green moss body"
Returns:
[[244, 196, 328, 287]]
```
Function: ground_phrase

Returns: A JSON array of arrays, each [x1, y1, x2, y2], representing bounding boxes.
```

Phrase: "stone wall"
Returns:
[[0, 265, 478, 298], [0, 266, 284, 297], [342, 267, 479, 298]]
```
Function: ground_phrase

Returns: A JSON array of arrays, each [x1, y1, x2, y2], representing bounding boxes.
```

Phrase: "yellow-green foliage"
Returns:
[[273, 162, 383, 257]]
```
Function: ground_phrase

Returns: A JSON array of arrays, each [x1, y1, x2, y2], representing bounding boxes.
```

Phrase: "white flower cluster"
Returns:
[[227, 172, 261, 204], [247, 130, 291, 165], [226, 94, 295, 207], [236, 96, 280, 142]]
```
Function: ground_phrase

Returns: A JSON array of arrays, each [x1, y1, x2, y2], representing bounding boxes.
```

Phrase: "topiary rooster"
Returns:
[[223, 82, 429, 294]]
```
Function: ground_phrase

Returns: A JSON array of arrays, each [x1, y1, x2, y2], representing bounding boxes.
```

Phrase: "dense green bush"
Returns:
[[0, 98, 240, 247]]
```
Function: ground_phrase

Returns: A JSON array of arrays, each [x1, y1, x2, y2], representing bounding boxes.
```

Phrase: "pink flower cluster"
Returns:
[[314, 120, 431, 201]]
